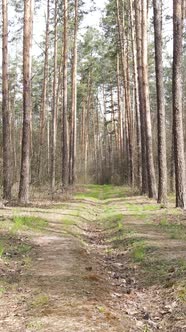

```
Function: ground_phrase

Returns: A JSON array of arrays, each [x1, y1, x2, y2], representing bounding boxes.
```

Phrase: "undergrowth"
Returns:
[[158, 218, 186, 240], [11, 215, 48, 233]]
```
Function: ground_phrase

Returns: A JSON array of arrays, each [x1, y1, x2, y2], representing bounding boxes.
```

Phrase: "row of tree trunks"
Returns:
[[1, 0, 186, 211]]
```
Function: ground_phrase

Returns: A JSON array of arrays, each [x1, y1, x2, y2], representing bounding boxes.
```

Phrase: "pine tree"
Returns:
[[2, 0, 12, 200], [172, 0, 186, 208], [19, 0, 33, 204], [153, 0, 167, 204]]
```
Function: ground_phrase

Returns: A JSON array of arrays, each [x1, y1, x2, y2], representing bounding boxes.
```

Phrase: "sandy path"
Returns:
[[24, 232, 131, 332], [1, 190, 186, 332], [0, 203, 132, 332]]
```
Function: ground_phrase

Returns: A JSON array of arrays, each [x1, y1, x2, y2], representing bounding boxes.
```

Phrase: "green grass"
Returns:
[[125, 203, 160, 212], [97, 305, 106, 313], [46, 203, 69, 210], [75, 184, 136, 201], [22, 256, 32, 268], [158, 218, 186, 240], [31, 294, 49, 308], [178, 289, 186, 302], [11, 216, 48, 233], [177, 284, 186, 302], [178, 259, 186, 273], [131, 241, 146, 262], [101, 212, 123, 225], [0, 236, 33, 260], [71, 184, 186, 292], [75, 194, 99, 201], [141, 257, 186, 287], [99, 210, 125, 237], [62, 217, 76, 226], [0, 286, 6, 296], [17, 243, 32, 255], [0, 242, 4, 258], [26, 320, 43, 331]]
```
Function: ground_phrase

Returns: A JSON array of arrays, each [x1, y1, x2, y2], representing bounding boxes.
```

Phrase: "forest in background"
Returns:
[[1, 2, 186, 330], [1, 0, 186, 207]]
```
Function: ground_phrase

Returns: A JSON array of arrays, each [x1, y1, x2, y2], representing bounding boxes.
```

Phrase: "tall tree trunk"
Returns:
[[47, 104, 50, 177], [38, 0, 50, 182], [56, 52, 63, 120], [126, 36, 134, 186], [10, 88, 17, 183], [115, 0, 134, 186], [81, 98, 86, 181], [69, 0, 78, 185], [170, 126, 175, 192], [29, 0, 34, 181], [19, 0, 32, 204], [130, 0, 142, 189], [62, 0, 69, 187], [103, 84, 108, 183], [141, 0, 157, 198], [110, 86, 116, 179], [51, 0, 58, 195], [173, 0, 186, 208], [84, 74, 91, 182], [116, 54, 124, 174], [134, 0, 147, 194], [2, 0, 12, 199], [153, 0, 167, 204]]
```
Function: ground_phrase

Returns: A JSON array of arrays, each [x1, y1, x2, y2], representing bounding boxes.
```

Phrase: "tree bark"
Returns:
[[153, 0, 167, 204], [134, 0, 148, 194], [10, 88, 17, 183], [69, 0, 78, 185], [116, 53, 124, 174], [19, 0, 32, 204], [51, 0, 58, 195], [38, 0, 50, 182], [130, 0, 142, 189], [173, 0, 186, 208], [141, 0, 157, 198], [2, 0, 12, 199], [62, 0, 69, 187], [115, 0, 134, 186]]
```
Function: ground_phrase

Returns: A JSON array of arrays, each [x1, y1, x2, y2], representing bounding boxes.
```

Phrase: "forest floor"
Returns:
[[0, 185, 186, 332]]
